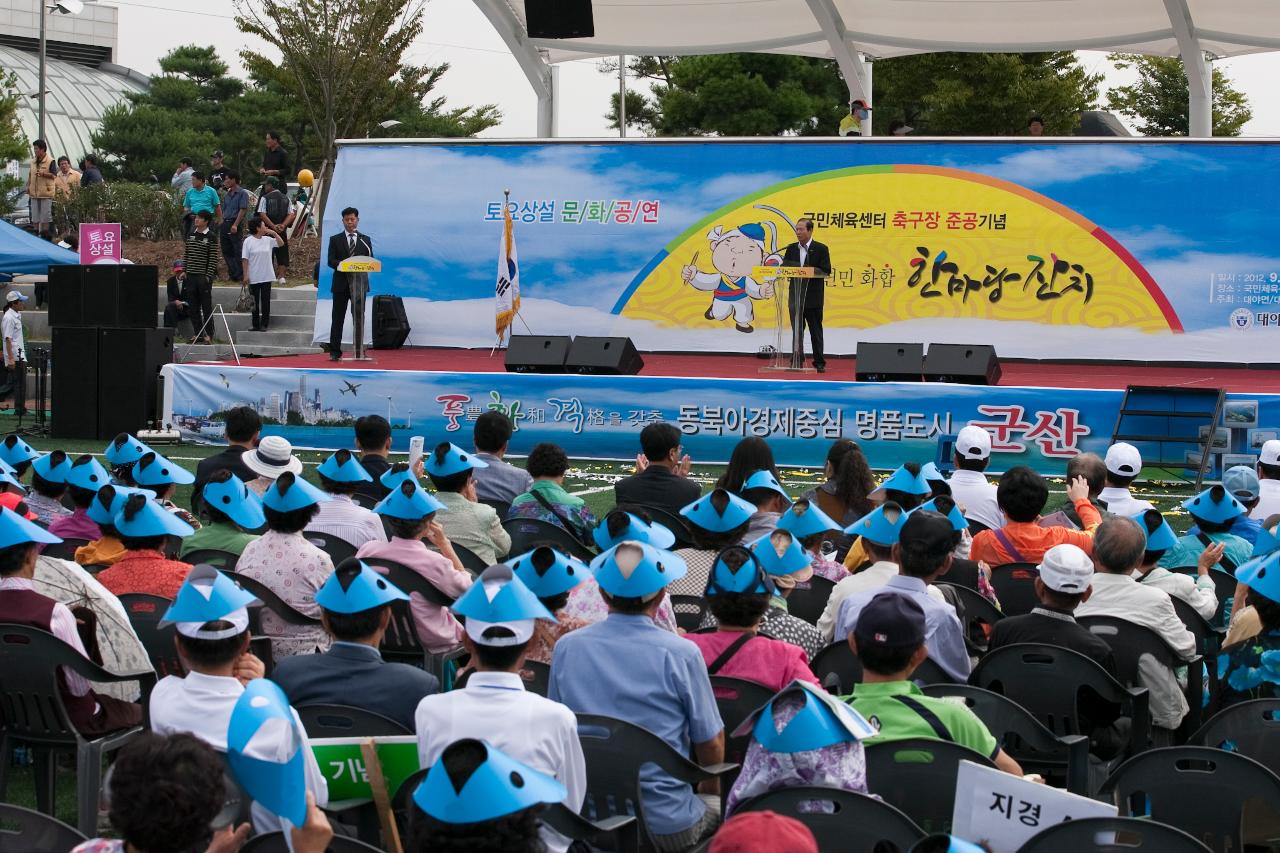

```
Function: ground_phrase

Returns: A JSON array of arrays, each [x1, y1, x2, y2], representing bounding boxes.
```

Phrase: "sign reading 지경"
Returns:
[[79, 223, 121, 264]]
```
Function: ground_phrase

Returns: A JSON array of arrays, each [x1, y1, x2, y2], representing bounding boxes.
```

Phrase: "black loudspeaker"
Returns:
[[50, 327, 100, 438], [566, 336, 644, 375], [525, 0, 594, 38], [96, 327, 173, 439], [855, 342, 924, 382], [371, 295, 410, 350], [48, 265, 86, 326], [83, 265, 158, 329], [505, 335, 572, 373], [924, 344, 1002, 386]]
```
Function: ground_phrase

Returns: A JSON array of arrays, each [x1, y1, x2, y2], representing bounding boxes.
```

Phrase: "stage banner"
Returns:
[[315, 139, 1280, 362], [163, 363, 1280, 473]]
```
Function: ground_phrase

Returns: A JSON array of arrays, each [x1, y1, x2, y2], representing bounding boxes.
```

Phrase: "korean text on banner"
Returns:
[[310, 736, 421, 804], [495, 197, 520, 340], [79, 223, 121, 264], [950, 760, 1116, 852]]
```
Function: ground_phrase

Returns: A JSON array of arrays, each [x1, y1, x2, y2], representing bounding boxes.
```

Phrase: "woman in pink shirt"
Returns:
[[687, 545, 819, 692], [358, 479, 473, 653]]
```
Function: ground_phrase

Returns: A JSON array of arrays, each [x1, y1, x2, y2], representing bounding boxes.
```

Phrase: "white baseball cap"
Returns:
[[1261, 440, 1280, 467], [955, 425, 992, 461], [1037, 543, 1095, 593], [1105, 442, 1142, 477], [4, 291, 26, 304]]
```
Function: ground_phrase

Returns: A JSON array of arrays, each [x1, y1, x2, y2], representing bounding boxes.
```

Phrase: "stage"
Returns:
[[161, 346, 1280, 473]]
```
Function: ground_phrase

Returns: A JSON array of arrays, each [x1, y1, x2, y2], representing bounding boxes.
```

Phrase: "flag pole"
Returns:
[[492, 189, 512, 357]]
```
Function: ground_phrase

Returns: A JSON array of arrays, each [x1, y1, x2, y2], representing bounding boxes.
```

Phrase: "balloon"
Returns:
[[297, 168, 314, 188]]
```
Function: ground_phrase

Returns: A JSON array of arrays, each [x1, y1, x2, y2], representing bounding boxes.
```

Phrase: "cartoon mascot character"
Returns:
[[681, 222, 781, 333]]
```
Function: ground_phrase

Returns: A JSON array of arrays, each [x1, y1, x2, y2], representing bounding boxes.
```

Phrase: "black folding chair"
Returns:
[[1189, 698, 1280, 776], [219, 571, 319, 675], [296, 704, 411, 738], [241, 832, 385, 852], [864, 738, 997, 834], [734, 786, 925, 851], [786, 576, 836, 626], [811, 640, 863, 694], [709, 676, 775, 768], [181, 548, 241, 572], [1100, 745, 1280, 853], [118, 593, 186, 679], [910, 657, 955, 686], [1172, 567, 1238, 628], [351, 492, 378, 510], [39, 537, 88, 561], [522, 660, 551, 697], [0, 802, 87, 852], [451, 543, 489, 574], [922, 684, 1090, 795], [303, 530, 358, 566], [0, 624, 155, 836], [360, 557, 458, 674], [1171, 596, 1225, 712], [935, 581, 1003, 651], [1017, 815, 1211, 852], [503, 517, 595, 562], [575, 713, 737, 852], [614, 504, 696, 549], [669, 594, 707, 633], [988, 562, 1041, 616], [478, 498, 512, 519], [1078, 614, 1203, 736]]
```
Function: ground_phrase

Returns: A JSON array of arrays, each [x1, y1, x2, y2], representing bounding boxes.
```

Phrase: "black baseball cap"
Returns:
[[854, 591, 925, 649]]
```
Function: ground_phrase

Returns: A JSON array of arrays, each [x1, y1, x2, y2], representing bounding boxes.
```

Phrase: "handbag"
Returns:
[[234, 283, 254, 312]]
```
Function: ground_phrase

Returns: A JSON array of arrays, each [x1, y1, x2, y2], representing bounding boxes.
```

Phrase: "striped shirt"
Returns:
[[183, 228, 219, 278]]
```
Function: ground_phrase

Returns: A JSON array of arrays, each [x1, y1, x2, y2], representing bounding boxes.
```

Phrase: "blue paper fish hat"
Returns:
[[510, 546, 590, 598], [132, 451, 196, 487], [261, 472, 331, 513], [0, 504, 61, 547], [1133, 508, 1179, 553], [750, 529, 813, 577], [1182, 485, 1246, 524], [0, 434, 39, 467], [679, 488, 756, 533], [870, 465, 932, 499], [916, 837, 987, 853], [776, 499, 839, 541], [374, 478, 445, 519], [845, 502, 908, 546], [87, 484, 148, 526], [593, 510, 677, 551], [591, 540, 687, 600], [919, 461, 946, 483], [917, 498, 967, 533], [202, 473, 267, 530], [1238, 550, 1280, 605], [315, 557, 409, 614], [706, 546, 776, 596], [103, 433, 152, 467], [733, 681, 876, 753], [31, 450, 71, 484], [413, 738, 567, 824], [1252, 522, 1280, 560], [317, 449, 373, 484], [742, 469, 792, 505], [453, 563, 556, 646], [379, 462, 420, 491], [161, 563, 259, 628], [227, 679, 308, 828], [0, 468, 22, 493], [65, 455, 111, 492], [424, 442, 489, 478], [114, 493, 196, 538]]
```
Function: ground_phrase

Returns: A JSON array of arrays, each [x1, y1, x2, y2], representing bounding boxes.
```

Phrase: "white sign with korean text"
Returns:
[[951, 760, 1117, 852]]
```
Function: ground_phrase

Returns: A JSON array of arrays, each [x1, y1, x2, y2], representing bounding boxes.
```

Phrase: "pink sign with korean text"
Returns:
[[79, 223, 122, 264]]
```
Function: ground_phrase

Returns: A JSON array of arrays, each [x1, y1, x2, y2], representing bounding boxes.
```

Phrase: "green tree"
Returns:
[[1106, 54, 1251, 136], [605, 51, 1099, 137], [0, 71, 29, 216]]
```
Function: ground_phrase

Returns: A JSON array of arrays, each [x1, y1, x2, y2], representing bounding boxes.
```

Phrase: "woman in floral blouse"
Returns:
[[507, 443, 597, 547]]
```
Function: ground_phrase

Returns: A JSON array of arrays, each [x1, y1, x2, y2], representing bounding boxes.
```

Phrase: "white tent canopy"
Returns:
[[473, 0, 1280, 136]]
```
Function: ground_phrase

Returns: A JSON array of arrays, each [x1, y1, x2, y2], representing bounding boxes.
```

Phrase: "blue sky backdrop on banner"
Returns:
[[163, 364, 1280, 473], [317, 139, 1280, 362]]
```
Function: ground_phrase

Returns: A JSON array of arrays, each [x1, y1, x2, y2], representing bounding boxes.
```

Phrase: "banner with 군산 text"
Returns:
[[316, 138, 1280, 362]]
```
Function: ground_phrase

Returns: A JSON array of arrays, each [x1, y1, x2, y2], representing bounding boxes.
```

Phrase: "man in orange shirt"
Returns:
[[970, 466, 1100, 566]]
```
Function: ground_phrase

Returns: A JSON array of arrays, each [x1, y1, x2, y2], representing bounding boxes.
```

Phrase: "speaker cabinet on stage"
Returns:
[[48, 265, 85, 326], [924, 344, 1001, 385], [50, 264, 158, 328], [505, 335, 572, 373], [50, 327, 99, 439], [856, 342, 924, 382], [97, 327, 172, 439], [566, 336, 644, 375], [525, 0, 594, 38], [371, 295, 410, 349]]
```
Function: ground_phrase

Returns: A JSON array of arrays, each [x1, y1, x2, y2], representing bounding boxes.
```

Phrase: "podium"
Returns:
[[336, 255, 381, 361], [754, 265, 829, 373]]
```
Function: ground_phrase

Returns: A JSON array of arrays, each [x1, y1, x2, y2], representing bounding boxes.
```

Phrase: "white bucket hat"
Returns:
[[241, 435, 303, 479]]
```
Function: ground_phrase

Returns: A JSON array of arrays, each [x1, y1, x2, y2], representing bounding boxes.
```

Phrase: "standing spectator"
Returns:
[[1098, 442, 1154, 517], [2, 290, 27, 416], [182, 211, 218, 343], [354, 414, 393, 502], [182, 172, 221, 228], [161, 260, 190, 334], [472, 410, 534, 505], [219, 171, 251, 283], [241, 216, 283, 331], [170, 157, 195, 196], [80, 154, 104, 186], [54, 156, 80, 199], [256, 177, 294, 283], [508, 443, 597, 547], [193, 406, 260, 508], [259, 130, 291, 185], [208, 149, 229, 192], [1252, 440, 1280, 521], [25, 139, 56, 240], [614, 421, 700, 517]]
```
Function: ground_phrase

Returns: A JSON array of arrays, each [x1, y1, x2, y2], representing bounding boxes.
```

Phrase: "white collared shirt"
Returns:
[[305, 493, 387, 550], [798, 240, 811, 266], [1134, 567, 1218, 621], [946, 469, 1003, 531], [1252, 479, 1280, 522], [415, 670, 586, 853], [1098, 486, 1154, 518], [816, 560, 945, 644]]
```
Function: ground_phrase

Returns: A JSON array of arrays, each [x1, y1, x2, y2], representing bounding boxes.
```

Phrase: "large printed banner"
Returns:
[[163, 364, 1280, 473], [317, 139, 1280, 361]]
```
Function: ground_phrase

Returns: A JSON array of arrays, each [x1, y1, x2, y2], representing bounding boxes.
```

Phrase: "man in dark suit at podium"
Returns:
[[326, 206, 373, 361], [781, 217, 832, 372]]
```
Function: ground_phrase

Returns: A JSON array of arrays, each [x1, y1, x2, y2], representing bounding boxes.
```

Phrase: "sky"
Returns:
[[98, 0, 1280, 138]]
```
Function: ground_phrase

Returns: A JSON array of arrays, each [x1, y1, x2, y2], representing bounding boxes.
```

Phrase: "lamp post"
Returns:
[[37, 0, 85, 142]]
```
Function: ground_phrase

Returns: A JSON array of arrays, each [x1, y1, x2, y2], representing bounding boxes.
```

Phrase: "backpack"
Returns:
[[264, 190, 290, 225]]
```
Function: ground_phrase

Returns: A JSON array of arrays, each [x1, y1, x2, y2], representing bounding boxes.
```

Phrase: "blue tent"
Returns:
[[0, 220, 78, 275]]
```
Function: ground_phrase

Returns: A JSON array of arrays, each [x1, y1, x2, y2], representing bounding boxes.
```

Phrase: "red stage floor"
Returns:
[[213, 348, 1280, 394]]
